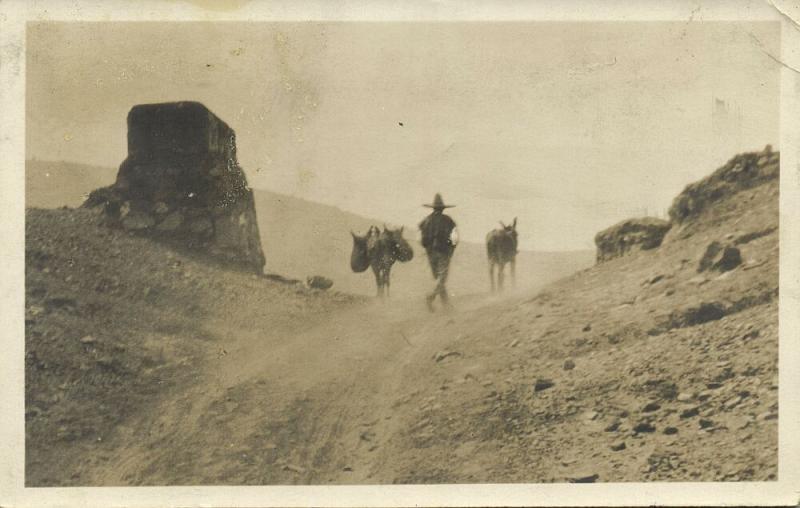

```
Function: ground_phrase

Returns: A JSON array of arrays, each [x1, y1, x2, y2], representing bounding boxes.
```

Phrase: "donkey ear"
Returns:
[[512, 217, 517, 228], [383, 224, 388, 232], [499, 221, 506, 229], [351, 231, 357, 239], [399, 226, 404, 234]]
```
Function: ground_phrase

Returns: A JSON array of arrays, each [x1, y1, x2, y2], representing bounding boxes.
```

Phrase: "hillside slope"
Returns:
[[25, 207, 361, 485], [25, 150, 777, 485], [365, 152, 778, 483], [26, 160, 594, 297]]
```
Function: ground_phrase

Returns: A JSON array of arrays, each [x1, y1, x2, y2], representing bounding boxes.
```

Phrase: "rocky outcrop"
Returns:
[[669, 146, 779, 225], [594, 146, 779, 264], [594, 218, 671, 263], [83, 101, 265, 274]]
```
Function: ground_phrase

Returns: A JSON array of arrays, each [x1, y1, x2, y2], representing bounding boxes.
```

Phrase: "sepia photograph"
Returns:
[[2, 1, 800, 506]]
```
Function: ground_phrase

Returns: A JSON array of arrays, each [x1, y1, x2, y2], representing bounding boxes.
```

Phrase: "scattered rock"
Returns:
[[698, 241, 742, 273], [643, 274, 666, 286], [152, 201, 170, 215], [726, 416, 750, 430], [733, 227, 776, 245], [663, 426, 679, 435], [583, 410, 599, 421], [676, 392, 693, 402], [633, 421, 656, 433], [642, 402, 661, 412], [121, 211, 155, 231], [680, 407, 700, 419], [563, 359, 575, 370], [604, 420, 621, 432], [688, 275, 709, 285], [610, 441, 626, 451], [655, 302, 727, 334], [533, 379, 554, 392], [756, 411, 777, 421], [306, 275, 333, 290], [699, 419, 714, 429], [156, 211, 183, 232], [723, 395, 743, 410], [433, 351, 461, 362], [741, 329, 760, 340], [582, 324, 592, 332], [282, 464, 306, 474], [569, 473, 599, 483], [79, 335, 96, 344]]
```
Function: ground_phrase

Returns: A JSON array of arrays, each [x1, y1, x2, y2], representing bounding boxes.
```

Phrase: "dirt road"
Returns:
[[82, 291, 508, 485]]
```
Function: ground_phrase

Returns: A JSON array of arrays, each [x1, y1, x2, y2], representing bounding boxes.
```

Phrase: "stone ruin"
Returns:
[[84, 101, 266, 274]]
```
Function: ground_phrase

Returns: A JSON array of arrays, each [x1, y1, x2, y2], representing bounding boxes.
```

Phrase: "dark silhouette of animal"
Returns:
[[486, 217, 518, 291], [358, 225, 413, 297]]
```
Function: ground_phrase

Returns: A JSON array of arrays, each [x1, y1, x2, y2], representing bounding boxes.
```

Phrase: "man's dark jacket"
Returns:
[[419, 213, 457, 254]]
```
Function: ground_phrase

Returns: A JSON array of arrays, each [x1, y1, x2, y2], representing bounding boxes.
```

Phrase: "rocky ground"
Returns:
[[25, 153, 778, 486], [370, 175, 778, 483]]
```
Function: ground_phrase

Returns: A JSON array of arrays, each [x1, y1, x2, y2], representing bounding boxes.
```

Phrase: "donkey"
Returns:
[[367, 225, 414, 297], [486, 218, 519, 292]]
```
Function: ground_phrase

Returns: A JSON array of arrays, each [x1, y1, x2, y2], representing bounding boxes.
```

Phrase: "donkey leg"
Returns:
[[374, 269, 383, 297], [385, 267, 391, 298], [489, 261, 496, 292], [498, 263, 505, 291], [510, 258, 516, 288], [380, 270, 388, 299]]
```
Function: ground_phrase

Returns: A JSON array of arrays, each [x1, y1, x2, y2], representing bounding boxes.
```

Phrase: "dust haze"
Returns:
[[23, 19, 780, 489]]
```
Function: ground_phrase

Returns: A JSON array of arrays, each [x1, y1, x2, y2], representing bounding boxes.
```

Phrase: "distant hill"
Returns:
[[25, 160, 118, 209], [26, 160, 594, 296]]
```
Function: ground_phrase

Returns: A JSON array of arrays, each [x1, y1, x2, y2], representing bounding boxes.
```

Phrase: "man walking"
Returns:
[[419, 193, 458, 311]]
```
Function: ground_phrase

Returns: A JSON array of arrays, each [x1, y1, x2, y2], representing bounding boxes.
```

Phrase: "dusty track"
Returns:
[[84, 293, 511, 485]]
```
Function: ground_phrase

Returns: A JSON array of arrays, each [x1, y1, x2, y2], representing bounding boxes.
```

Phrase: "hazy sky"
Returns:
[[27, 21, 780, 250]]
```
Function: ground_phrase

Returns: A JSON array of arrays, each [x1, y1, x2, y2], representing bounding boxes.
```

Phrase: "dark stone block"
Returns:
[[83, 101, 265, 274]]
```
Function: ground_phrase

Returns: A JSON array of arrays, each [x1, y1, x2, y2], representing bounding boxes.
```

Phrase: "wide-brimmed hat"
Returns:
[[423, 193, 455, 209]]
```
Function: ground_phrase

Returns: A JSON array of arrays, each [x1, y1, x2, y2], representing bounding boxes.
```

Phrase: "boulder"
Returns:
[[533, 378, 554, 392], [83, 101, 265, 274], [594, 217, 671, 263], [698, 241, 742, 273], [306, 275, 334, 290]]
